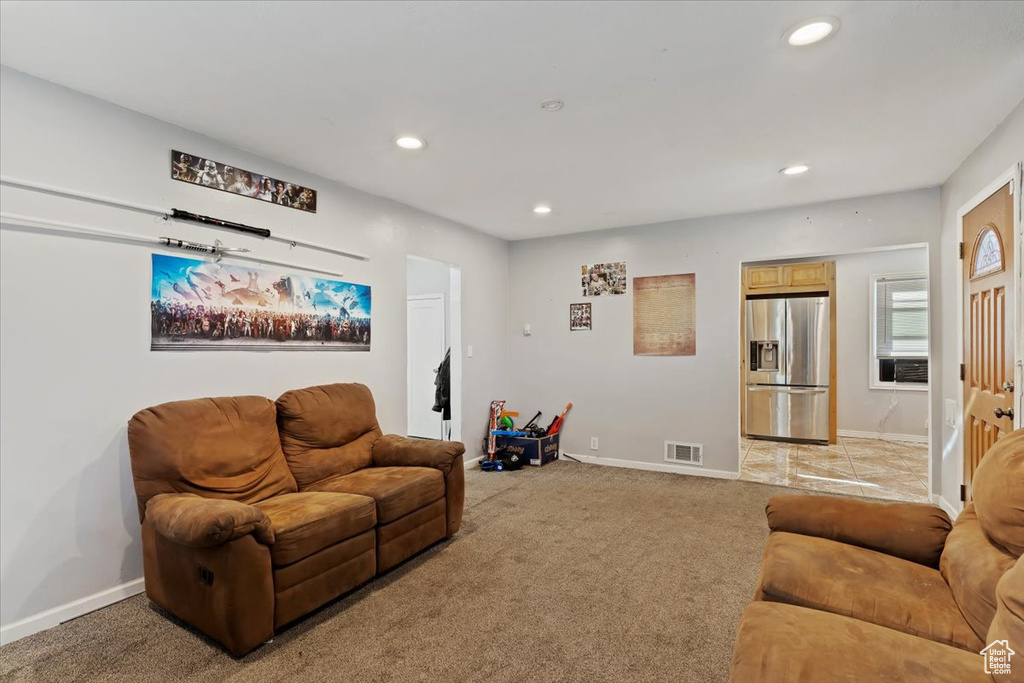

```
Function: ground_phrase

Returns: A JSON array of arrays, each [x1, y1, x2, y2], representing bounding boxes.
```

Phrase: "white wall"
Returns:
[[407, 257, 453, 298], [937, 101, 1024, 511], [507, 189, 940, 477], [407, 256, 452, 346], [0, 68, 509, 633]]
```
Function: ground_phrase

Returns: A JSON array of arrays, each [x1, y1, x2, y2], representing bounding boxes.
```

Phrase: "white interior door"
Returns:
[[407, 294, 446, 439]]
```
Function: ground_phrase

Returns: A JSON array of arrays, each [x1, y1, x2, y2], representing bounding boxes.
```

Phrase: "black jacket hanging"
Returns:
[[432, 348, 451, 421]]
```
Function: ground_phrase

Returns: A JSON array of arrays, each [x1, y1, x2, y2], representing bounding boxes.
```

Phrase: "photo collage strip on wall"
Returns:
[[171, 150, 317, 212]]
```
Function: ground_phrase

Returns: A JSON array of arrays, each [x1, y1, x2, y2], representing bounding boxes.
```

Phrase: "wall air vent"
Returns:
[[665, 441, 703, 466]]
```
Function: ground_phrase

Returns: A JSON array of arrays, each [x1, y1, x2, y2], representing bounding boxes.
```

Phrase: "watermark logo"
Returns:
[[981, 640, 1015, 676]]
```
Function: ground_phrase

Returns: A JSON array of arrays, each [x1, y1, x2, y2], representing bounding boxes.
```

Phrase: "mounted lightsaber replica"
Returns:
[[169, 209, 271, 239], [0, 175, 370, 262], [159, 237, 250, 261], [155, 235, 334, 275], [0, 212, 347, 278]]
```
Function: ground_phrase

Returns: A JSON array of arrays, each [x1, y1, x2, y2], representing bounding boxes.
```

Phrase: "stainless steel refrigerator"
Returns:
[[745, 296, 830, 443]]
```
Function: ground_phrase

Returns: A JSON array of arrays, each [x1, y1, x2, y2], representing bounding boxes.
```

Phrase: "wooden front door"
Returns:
[[962, 182, 1015, 502]]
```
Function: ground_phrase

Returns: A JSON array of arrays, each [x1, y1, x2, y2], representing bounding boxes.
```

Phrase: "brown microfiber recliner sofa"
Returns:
[[128, 383, 465, 656], [729, 428, 1024, 682]]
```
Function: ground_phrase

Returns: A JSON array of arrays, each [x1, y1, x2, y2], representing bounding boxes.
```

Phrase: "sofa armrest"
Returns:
[[146, 493, 275, 548], [372, 434, 466, 475], [765, 494, 952, 567]]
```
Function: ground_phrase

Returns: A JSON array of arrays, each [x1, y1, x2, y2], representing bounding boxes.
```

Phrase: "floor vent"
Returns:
[[665, 441, 703, 466]]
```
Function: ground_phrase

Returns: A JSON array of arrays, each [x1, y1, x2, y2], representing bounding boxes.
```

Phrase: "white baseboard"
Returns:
[[837, 429, 928, 444], [932, 494, 960, 520], [464, 455, 483, 469], [0, 577, 145, 646], [562, 452, 740, 480]]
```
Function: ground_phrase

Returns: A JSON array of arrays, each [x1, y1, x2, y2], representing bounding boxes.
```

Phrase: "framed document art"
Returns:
[[633, 273, 696, 356], [570, 303, 592, 331]]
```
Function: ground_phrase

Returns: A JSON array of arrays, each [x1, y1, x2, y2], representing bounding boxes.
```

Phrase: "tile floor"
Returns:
[[739, 436, 930, 503]]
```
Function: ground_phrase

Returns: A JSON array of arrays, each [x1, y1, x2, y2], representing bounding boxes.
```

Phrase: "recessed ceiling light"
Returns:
[[533, 205, 553, 214], [780, 165, 810, 176], [395, 135, 426, 150], [540, 100, 564, 112], [784, 17, 840, 46]]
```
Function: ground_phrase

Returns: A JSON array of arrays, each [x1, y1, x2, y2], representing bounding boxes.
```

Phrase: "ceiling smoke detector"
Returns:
[[540, 100, 564, 112]]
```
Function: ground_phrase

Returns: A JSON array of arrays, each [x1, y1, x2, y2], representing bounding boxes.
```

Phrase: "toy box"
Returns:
[[494, 433, 560, 466]]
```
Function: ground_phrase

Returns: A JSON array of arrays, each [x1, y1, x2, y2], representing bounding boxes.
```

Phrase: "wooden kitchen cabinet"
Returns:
[[743, 261, 831, 294], [788, 262, 829, 288], [746, 266, 787, 289]]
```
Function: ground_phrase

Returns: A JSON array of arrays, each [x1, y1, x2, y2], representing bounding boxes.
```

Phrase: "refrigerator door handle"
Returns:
[[747, 386, 827, 394]]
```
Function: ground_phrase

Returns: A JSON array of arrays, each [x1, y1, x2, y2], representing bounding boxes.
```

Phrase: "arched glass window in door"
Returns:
[[971, 227, 1003, 278]]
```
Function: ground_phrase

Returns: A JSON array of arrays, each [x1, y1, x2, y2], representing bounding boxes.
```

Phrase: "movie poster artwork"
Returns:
[[151, 254, 370, 351], [171, 150, 317, 213], [582, 261, 627, 296]]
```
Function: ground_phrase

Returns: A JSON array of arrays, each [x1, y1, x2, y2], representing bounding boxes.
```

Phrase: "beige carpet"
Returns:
[[0, 460, 797, 682]]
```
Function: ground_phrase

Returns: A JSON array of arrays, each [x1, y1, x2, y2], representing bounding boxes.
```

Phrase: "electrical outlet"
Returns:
[[590, 437, 599, 451]]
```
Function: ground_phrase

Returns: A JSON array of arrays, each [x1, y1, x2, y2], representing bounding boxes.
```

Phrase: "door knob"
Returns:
[[1002, 380, 1015, 393], [994, 407, 1014, 419]]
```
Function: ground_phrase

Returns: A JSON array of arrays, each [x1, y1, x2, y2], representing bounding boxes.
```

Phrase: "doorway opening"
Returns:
[[407, 256, 462, 443], [738, 245, 933, 503]]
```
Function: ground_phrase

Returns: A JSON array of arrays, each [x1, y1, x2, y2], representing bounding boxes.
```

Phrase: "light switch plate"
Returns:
[[523, 324, 532, 336], [944, 399, 957, 428], [467, 345, 474, 358]]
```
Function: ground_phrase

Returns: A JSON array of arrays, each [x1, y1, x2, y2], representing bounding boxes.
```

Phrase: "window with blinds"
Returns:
[[872, 274, 928, 387]]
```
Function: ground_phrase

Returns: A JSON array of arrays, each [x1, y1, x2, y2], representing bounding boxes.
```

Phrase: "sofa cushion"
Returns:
[[254, 492, 376, 566], [972, 428, 1024, 557], [757, 531, 982, 651], [128, 396, 297, 520], [729, 602, 989, 683], [376, 498, 447, 573], [276, 383, 383, 488], [941, 505, 1018, 643], [271, 530, 375, 593], [764, 494, 951, 567], [309, 467, 445, 524], [986, 557, 1024, 656]]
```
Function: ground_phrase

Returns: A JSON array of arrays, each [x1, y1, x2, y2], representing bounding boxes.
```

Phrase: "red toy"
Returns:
[[547, 402, 573, 435]]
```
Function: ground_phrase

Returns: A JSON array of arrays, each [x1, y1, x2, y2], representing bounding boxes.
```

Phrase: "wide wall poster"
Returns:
[[151, 253, 370, 351]]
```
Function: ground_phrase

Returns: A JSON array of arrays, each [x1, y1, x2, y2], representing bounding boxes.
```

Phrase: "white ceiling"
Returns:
[[1, 1, 1022, 240]]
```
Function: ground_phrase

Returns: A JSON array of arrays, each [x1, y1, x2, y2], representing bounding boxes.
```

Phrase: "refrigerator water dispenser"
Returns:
[[750, 341, 780, 372]]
